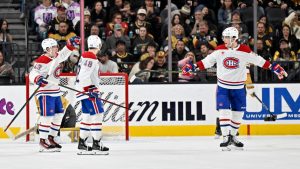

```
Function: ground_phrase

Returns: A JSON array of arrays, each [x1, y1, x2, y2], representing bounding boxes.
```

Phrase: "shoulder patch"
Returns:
[[34, 55, 53, 64], [82, 52, 97, 60], [237, 44, 252, 53]]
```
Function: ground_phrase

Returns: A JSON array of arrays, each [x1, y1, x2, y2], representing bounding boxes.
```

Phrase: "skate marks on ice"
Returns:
[[0, 136, 300, 169]]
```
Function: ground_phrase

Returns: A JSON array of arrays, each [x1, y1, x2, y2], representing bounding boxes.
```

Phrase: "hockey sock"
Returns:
[[80, 113, 91, 139], [90, 113, 103, 140], [219, 109, 231, 136], [230, 111, 244, 136], [39, 116, 53, 139], [49, 113, 64, 137]]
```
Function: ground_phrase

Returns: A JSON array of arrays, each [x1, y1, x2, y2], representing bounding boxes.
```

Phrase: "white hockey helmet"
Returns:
[[222, 27, 239, 39], [41, 38, 58, 52], [87, 35, 102, 49]]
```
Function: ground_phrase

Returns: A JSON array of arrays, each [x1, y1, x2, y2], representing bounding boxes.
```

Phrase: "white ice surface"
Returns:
[[0, 136, 299, 169]]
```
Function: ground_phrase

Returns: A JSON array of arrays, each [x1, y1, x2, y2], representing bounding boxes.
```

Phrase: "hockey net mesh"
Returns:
[[28, 73, 129, 141]]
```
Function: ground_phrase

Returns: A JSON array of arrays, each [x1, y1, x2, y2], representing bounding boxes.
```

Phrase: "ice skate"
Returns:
[[231, 135, 244, 150], [39, 138, 56, 152], [48, 135, 62, 152], [214, 130, 222, 139], [92, 138, 109, 155], [220, 135, 231, 151], [77, 137, 93, 155]]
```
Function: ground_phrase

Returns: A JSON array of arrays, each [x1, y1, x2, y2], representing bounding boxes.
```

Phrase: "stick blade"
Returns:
[[276, 112, 288, 119]]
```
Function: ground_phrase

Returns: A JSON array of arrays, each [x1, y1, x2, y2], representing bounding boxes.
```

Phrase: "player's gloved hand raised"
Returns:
[[35, 76, 48, 87], [270, 63, 288, 80], [84, 85, 99, 99], [67, 36, 81, 49], [182, 61, 195, 76]]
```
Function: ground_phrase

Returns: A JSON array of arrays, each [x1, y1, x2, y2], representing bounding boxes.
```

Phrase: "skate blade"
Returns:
[[39, 148, 56, 153], [93, 150, 109, 155], [214, 134, 221, 139], [230, 146, 244, 151], [77, 150, 94, 155], [221, 147, 231, 151], [55, 148, 61, 152]]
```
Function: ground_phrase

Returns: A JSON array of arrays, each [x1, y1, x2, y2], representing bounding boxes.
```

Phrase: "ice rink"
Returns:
[[0, 136, 299, 169]]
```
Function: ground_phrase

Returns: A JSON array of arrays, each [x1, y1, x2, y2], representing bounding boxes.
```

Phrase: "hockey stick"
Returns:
[[46, 79, 131, 110], [13, 114, 40, 140], [4, 59, 57, 132], [252, 92, 287, 121]]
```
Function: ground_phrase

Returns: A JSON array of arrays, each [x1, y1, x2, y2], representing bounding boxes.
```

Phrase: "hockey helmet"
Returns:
[[41, 38, 58, 52], [222, 27, 239, 39], [87, 35, 102, 49]]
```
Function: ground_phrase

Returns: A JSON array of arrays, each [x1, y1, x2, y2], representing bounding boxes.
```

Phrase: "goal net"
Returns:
[[26, 73, 129, 141]]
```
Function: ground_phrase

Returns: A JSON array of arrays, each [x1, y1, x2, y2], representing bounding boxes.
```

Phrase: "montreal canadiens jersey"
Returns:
[[196, 44, 271, 89], [29, 46, 74, 97], [75, 51, 100, 100]]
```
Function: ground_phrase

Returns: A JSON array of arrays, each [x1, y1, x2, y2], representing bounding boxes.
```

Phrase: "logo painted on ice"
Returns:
[[223, 57, 239, 69]]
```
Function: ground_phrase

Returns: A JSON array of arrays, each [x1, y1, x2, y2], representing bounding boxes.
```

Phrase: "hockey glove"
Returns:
[[84, 85, 99, 99], [35, 76, 48, 87], [270, 63, 288, 80], [67, 36, 81, 49], [182, 61, 195, 76]]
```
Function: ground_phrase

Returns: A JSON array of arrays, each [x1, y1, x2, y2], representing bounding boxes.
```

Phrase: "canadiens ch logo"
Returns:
[[223, 57, 239, 69], [54, 66, 62, 78]]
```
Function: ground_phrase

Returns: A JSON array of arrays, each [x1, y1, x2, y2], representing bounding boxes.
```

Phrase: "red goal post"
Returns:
[[26, 72, 129, 141]]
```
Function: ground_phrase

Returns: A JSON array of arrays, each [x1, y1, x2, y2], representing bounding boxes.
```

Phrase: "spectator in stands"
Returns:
[[90, 1, 107, 28], [106, 12, 129, 37], [97, 51, 119, 73], [143, 0, 161, 40], [109, 0, 125, 20], [132, 26, 155, 58], [133, 8, 153, 39], [283, 10, 300, 40], [48, 6, 74, 35], [0, 51, 14, 83], [218, 0, 235, 29], [34, 0, 57, 40], [194, 5, 218, 33], [129, 56, 155, 83], [273, 38, 298, 81], [179, 5, 192, 36], [74, 9, 92, 38], [192, 20, 218, 49], [263, 0, 291, 13], [164, 24, 189, 50], [120, 1, 135, 24], [0, 19, 13, 43], [172, 40, 188, 61], [258, 15, 273, 35], [190, 8, 204, 35], [178, 51, 198, 82], [48, 21, 76, 46], [140, 41, 157, 61], [106, 23, 131, 55], [161, 13, 182, 39], [110, 40, 134, 73], [249, 22, 273, 51], [256, 38, 272, 61], [231, 22, 249, 44], [230, 10, 249, 37], [60, 0, 80, 26], [149, 51, 168, 82], [196, 42, 212, 61], [274, 24, 299, 53]]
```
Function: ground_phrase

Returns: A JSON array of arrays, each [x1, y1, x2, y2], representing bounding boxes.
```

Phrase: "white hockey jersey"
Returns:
[[29, 46, 74, 97], [196, 44, 271, 89], [34, 4, 57, 26], [62, 1, 80, 25], [75, 51, 100, 101]]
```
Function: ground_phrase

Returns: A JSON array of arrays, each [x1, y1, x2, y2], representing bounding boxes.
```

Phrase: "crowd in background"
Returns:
[[1, 0, 300, 84]]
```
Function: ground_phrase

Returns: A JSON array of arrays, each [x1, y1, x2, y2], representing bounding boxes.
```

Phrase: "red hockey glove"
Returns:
[[182, 61, 196, 76], [35, 76, 48, 87], [270, 63, 288, 80], [84, 85, 99, 98], [67, 36, 81, 50]]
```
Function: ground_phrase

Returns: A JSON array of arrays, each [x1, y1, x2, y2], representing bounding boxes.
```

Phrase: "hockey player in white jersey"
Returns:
[[29, 36, 80, 152], [183, 27, 288, 150], [75, 35, 109, 155]]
